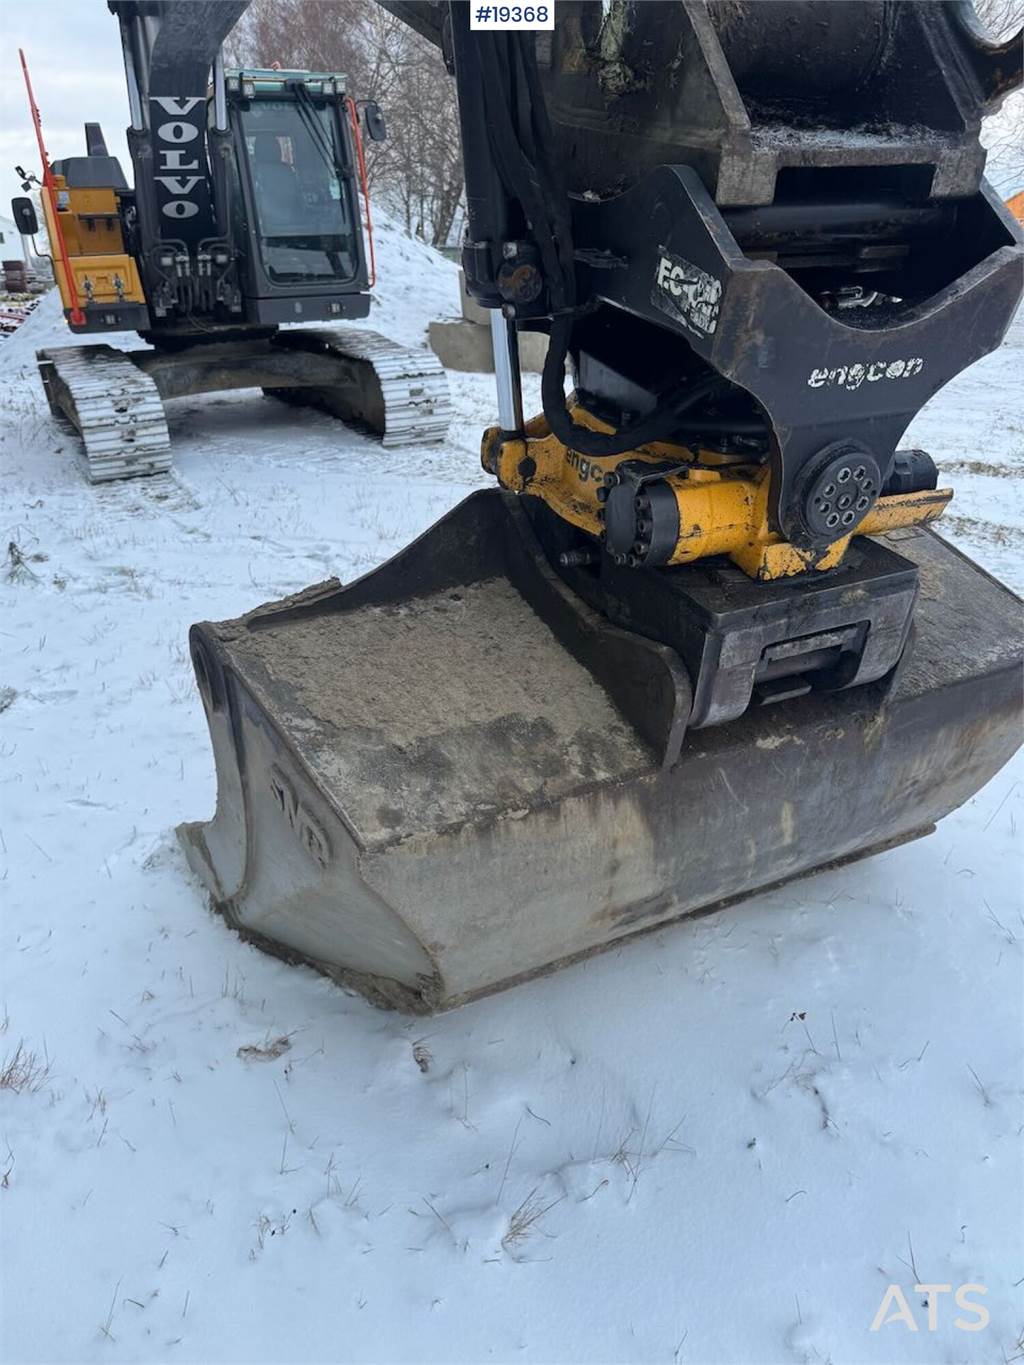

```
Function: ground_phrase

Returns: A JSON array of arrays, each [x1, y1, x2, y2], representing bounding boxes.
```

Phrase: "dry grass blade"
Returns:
[[502, 1187, 565, 1254], [0, 1040, 52, 1095]]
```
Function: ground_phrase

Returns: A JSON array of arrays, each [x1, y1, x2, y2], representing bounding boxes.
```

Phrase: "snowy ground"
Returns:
[[1, 229, 1022, 1365]]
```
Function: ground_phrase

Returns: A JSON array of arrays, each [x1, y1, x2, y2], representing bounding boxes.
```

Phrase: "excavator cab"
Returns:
[[17, 1, 451, 483], [16, 58, 376, 337], [225, 69, 369, 320]]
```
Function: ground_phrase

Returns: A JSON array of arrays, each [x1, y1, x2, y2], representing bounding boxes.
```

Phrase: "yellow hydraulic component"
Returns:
[[483, 404, 952, 581], [40, 174, 145, 313]]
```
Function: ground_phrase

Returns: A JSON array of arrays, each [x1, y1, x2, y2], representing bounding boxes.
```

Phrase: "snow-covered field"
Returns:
[[1, 223, 1022, 1365]]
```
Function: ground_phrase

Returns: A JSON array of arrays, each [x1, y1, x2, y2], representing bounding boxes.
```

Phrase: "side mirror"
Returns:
[[362, 101, 387, 143], [11, 196, 39, 236]]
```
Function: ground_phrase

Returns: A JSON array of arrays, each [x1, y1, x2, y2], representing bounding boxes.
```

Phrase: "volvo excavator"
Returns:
[[179, 1, 1024, 1013], [11, 0, 451, 483]]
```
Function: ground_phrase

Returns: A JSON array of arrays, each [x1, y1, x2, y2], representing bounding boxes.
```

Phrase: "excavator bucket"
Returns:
[[179, 490, 1023, 1013]]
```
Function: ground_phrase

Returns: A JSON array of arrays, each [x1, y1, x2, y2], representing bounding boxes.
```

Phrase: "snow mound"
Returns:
[[355, 203, 460, 349]]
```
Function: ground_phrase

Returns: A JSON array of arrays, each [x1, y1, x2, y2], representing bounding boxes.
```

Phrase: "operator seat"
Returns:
[[252, 133, 299, 229]]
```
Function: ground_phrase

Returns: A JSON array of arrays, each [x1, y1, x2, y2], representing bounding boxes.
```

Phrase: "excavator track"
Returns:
[[272, 326, 453, 448], [36, 345, 171, 483], [36, 329, 452, 484]]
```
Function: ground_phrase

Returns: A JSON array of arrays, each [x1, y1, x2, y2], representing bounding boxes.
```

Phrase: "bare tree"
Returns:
[[974, 0, 1024, 191], [973, 0, 1022, 37], [376, 38, 464, 244], [228, 0, 464, 245]]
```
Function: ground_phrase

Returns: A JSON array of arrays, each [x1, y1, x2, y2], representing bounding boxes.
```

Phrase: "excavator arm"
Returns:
[[107, 0, 249, 320], [389, 1, 1023, 563]]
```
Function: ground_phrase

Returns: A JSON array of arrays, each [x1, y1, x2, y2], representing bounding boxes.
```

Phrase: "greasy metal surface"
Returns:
[[532, 1, 1010, 204], [384, 1, 1022, 189], [180, 491, 1023, 1013]]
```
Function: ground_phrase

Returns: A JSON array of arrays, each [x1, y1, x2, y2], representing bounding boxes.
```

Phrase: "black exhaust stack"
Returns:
[[84, 122, 109, 157]]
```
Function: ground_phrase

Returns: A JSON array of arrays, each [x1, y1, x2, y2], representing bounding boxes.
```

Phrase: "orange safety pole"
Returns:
[[20, 48, 86, 325], [345, 96, 376, 289]]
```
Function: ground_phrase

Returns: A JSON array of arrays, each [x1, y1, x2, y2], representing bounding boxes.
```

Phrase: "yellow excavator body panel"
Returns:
[[41, 174, 146, 312]]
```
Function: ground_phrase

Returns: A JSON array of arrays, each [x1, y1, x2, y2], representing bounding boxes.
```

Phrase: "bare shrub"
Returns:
[[0, 1040, 52, 1095]]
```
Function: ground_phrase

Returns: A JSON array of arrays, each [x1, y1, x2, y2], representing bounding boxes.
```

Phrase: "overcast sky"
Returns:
[[1, 1, 131, 214]]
